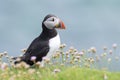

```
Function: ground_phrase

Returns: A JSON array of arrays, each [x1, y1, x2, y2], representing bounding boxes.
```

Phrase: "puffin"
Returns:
[[15, 14, 66, 65]]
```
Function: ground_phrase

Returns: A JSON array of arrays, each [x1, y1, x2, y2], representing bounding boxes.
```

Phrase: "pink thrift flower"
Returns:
[[31, 56, 36, 61]]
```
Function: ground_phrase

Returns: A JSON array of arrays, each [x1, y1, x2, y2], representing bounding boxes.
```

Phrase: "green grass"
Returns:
[[0, 66, 120, 80], [55, 67, 120, 80]]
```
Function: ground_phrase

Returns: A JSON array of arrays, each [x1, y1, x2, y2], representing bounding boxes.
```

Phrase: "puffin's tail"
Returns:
[[13, 55, 34, 66], [12, 56, 24, 64], [14, 60, 21, 64]]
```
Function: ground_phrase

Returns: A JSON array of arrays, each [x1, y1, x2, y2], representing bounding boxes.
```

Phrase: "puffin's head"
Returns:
[[42, 14, 66, 29]]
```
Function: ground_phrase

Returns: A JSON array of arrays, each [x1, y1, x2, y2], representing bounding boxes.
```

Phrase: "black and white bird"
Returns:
[[15, 14, 66, 65]]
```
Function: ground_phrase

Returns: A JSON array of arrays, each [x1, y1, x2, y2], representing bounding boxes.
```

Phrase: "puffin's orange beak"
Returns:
[[55, 20, 66, 29], [60, 20, 66, 29]]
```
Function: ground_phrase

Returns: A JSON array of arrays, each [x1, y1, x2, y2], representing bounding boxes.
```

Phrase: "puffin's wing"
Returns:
[[23, 37, 49, 62]]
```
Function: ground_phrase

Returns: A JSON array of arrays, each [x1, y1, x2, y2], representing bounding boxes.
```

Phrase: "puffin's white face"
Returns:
[[43, 16, 65, 29], [44, 17, 59, 29]]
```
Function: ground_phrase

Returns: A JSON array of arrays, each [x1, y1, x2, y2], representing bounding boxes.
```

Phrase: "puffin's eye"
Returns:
[[52, 18, 55, 22], [50, 18, 54, 22]]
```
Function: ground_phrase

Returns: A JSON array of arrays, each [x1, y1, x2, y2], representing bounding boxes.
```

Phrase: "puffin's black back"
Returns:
[[15, 14, 58, 65]]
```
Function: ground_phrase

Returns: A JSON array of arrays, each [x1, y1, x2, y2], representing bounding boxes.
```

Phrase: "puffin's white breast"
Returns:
[[46, 34, 60, 58]]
